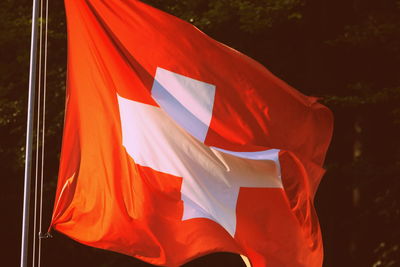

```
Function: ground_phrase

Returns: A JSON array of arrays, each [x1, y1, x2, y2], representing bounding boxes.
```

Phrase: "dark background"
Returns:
[[1, 0, 399, 266]]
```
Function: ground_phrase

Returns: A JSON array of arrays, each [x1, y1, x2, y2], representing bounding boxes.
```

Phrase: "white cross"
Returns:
[[118, 67, 282, 237]]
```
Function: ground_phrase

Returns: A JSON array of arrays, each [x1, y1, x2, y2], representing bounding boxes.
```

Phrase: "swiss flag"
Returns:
[[50, 0, 333, 266]]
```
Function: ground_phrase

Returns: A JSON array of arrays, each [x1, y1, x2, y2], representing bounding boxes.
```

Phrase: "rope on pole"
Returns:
[[38, 0, 50, 265], [32, 0, 44, 265]]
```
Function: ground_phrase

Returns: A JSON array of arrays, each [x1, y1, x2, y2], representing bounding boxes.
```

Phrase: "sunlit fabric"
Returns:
[[51, 0, 333, 266]]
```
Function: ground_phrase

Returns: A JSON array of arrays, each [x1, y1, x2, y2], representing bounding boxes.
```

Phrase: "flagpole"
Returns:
[[21, 0, 40, 266]]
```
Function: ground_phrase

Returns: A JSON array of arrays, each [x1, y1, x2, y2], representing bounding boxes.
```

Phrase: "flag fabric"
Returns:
[[50, 0, 333, 266]]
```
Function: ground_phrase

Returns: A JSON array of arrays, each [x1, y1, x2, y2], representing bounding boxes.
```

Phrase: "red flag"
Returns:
[[51, 0, 333, 266]]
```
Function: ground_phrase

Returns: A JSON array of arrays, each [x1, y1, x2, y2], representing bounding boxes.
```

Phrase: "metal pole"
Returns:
[[21, 0, 40, 266]]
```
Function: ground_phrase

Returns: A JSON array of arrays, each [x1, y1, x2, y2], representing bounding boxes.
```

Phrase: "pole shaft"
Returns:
[[21, 0, 40, 266]]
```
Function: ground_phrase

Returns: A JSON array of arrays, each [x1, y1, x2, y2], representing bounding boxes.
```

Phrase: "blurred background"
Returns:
[[1, 0, 399, 266]]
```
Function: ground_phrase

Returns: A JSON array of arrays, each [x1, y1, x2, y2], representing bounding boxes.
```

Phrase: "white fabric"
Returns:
[[118, 68, 282, 236], [151, 67, 216, 142], [118, 94, 282, 237]]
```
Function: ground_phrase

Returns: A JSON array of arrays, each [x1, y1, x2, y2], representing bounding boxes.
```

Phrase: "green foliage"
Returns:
[[145, 0, 304, 32], [0, 0, 31, 172]]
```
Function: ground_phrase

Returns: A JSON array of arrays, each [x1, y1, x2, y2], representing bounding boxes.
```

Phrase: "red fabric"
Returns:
[[51, 0, 333, 266]]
